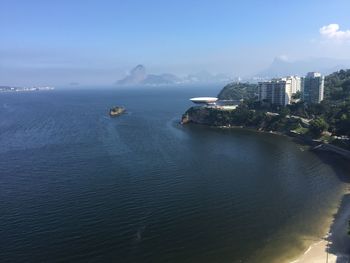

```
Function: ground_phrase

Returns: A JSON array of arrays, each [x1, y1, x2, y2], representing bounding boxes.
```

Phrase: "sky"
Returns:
[[1, 0, 350, 86]]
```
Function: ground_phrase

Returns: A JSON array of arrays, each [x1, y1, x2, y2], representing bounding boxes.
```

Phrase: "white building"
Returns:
[[288, 76, 302, 94], [258, 78, 293, 106]]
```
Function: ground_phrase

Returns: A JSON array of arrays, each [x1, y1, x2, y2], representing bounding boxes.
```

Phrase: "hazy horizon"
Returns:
[[1, 0, 350, 86]]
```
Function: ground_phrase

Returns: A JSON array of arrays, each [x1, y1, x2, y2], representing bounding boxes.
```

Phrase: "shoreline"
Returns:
[[288, 239, 335, 263], [182, 122, 350, 262], [289, 193, 350, 263], [183, 122, 350, 160], [221, 125, 350, 263], [218, 125, 350, 263]]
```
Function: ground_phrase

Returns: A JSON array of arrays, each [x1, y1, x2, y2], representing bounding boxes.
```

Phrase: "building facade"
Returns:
[[258, 79, 293, 106], [302, 72, 324, 104], [288, 75, 302, 94]]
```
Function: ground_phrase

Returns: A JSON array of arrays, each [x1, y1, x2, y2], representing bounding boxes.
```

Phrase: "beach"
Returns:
[[290, 152, 350, 263], [195, 126, 350, 263], [291, 194, 350, 263], [291, 239, 336, 263]]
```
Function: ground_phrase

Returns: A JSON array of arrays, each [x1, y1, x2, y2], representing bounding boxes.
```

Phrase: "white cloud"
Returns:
[[277, 54, 289, 61], [320, 24, 350, 42]]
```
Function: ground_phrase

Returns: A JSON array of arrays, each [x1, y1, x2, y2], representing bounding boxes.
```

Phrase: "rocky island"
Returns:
[[109, 106, 126, 117]]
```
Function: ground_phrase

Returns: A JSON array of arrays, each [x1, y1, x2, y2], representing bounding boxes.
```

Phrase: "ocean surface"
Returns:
[[0, 86, 348, 263]]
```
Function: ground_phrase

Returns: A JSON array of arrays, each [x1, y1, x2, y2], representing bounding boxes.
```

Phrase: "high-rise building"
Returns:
[[288, 76, 302, 94], [258, 78, 293, 106], [258, 76, 301, 106], [302, 72, 324, 104]]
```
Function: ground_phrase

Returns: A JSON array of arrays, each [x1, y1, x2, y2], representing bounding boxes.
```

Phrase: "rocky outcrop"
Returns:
[[109, 106, 125, 117], [181, 106, 224, 126]]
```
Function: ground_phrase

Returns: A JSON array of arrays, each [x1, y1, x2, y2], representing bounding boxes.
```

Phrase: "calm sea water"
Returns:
[[0, 87, 347, 263]]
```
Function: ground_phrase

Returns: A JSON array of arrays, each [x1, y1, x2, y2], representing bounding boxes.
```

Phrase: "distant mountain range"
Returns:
[[116, 58, 350, 86], [255, 57, 350, 78], [116, 65, 148, 85], [116, 65, 233, 86]]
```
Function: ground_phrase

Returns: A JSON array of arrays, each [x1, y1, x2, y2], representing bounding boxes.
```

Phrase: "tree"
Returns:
[[279, 107, 290, 118], [309, 118, 329, 137], [342, 79, 350, 94], [292, 91, 302, 100], [217, 83, 258, 100], [288, 101, 308, 118]]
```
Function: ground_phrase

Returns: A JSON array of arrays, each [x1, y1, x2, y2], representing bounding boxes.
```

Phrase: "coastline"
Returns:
[[181, 104, 350, 159], [185, 121, 350, 160], [289, 239, 335, 263], [220, 125, 350, 263], [182, 122, 350, 263], [290, 194, 350, 263], [221, 125, 350, 263]]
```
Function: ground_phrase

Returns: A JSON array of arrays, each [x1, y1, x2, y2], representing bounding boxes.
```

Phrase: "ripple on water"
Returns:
[[0, 89, 347, 263]]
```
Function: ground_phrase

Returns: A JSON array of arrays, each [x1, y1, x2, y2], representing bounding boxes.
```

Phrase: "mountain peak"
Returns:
[[116, 65, 233, 86], [131, 65, 146, 74], [116, 65, 147, 85], [116, 65, 181, 86]]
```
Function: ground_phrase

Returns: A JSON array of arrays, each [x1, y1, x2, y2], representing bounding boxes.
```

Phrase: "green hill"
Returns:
[[184, 70, 350, 148], [217, 82, 258, 100], [324, 69, 350, 101]]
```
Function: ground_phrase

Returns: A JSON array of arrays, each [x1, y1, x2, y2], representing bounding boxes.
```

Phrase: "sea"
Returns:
[[0, 86, 348, 263]]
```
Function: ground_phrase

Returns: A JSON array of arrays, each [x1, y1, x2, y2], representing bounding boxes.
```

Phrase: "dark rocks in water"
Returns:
[[181, 106, 220, 126], [109, 106, 125, 117]]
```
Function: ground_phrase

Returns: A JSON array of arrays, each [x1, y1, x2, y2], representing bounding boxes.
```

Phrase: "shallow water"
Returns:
[[0, 87, 347, 262]]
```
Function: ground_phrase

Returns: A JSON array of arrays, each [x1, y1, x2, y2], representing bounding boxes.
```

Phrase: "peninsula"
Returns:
[[182, 69, 350, 153], [182, 69, 350, 262]]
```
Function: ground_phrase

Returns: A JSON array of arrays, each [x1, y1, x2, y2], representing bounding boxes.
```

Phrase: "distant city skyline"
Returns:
[[1, 0, 350, 86]]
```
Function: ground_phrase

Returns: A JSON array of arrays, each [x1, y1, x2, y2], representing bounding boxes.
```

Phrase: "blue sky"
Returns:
[[1, 0, 350, 85]]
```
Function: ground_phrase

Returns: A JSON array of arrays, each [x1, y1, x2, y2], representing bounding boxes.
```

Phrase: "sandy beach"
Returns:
[[290, 239, 336, 263], [291, 194, 350, 263]]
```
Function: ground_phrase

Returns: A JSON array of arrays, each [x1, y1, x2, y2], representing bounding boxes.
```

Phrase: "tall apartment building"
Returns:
[[287, 75, 302, 94], [302, 72, 324, 104], [258, 78, 293, 106]]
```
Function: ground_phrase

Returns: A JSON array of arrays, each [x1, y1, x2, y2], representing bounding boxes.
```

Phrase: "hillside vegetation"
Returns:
[[217, 82, 257, 100], [325, 69, 350, 100], [183, 69, 350, 149]]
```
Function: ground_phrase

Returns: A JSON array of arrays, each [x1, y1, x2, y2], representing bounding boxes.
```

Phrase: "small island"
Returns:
[[109, 106, 126, 117]]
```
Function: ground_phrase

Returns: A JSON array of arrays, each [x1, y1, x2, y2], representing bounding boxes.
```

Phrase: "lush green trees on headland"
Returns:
[[184, 69, 350, 149], [324, 69, 350, 100], [217, 82, 257, 100], [216, 70, 350, 137], [309, 118, 329, 137]]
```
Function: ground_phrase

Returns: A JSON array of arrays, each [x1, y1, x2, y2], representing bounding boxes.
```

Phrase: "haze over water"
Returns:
[[0, 87, 347, 262]]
